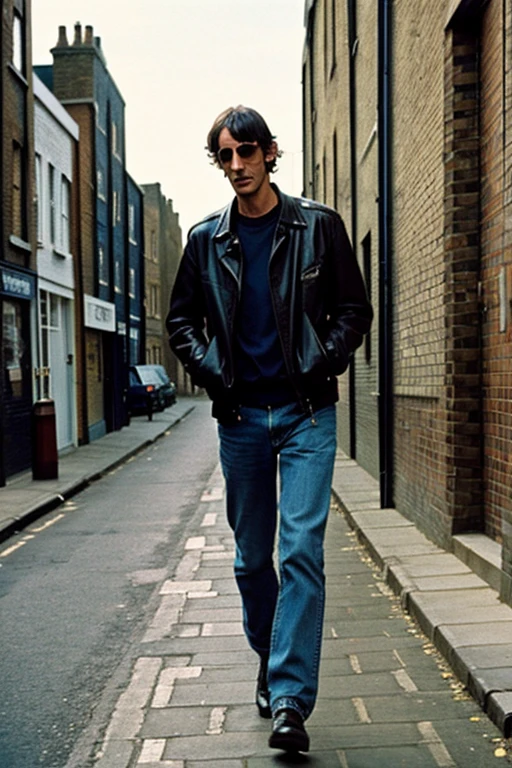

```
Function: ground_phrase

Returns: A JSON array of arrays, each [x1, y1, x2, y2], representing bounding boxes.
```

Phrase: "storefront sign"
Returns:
[[0, 267, 36, 300], [84, 294, 116, 332]]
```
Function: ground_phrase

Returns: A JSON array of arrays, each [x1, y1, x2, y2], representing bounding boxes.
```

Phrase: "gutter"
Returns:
[[377, 0, 394, 507]]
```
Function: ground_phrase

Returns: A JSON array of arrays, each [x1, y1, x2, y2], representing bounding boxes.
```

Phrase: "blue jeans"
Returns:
[[218, 402, 336, 719]]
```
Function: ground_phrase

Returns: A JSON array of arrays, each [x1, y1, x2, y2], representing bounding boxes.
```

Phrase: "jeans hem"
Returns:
[[272, 696, 308, 720]]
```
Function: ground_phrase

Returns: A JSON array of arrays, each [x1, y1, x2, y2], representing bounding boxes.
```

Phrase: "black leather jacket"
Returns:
[[166, 186, 373, 423]]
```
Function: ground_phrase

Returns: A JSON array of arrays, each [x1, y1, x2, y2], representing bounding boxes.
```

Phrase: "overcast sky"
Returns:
[[32, 1, 306, 239]]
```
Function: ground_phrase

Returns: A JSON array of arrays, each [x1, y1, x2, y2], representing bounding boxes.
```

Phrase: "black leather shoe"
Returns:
[[256, 656, 272, 719], [268, 708, 310, 753]]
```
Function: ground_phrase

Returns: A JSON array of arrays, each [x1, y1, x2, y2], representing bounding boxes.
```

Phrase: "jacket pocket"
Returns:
[[296, 314, 332, 378], [195, 337, 225, 395]]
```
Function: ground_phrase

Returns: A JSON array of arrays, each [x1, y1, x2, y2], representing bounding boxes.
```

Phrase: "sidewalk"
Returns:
[[1, 401, 511, 763], [91, 461, 510, 767], [0, 398, 195, 543]]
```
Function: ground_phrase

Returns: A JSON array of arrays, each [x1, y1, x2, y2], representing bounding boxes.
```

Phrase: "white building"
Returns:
[[33, 74, 79, 451]]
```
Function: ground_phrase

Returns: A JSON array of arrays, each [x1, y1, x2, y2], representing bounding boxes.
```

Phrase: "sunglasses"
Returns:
[[217, 143, 259, 165]]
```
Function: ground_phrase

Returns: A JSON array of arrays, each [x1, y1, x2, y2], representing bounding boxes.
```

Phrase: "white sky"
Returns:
[[32, 0, 306, 239]]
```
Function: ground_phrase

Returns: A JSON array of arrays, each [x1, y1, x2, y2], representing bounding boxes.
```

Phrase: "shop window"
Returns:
[[3, 300, 24, 398]]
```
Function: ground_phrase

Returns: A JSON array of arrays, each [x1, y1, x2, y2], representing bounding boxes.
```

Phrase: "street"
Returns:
[[0, 401, 218, 767]]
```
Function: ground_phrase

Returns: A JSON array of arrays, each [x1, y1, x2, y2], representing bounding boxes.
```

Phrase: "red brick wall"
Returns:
[[480, 0, 511, 541]]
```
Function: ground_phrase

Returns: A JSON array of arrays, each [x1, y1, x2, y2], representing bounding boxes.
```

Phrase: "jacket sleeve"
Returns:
[[323, 213, 373, 375], [165, 236, 210, 385]]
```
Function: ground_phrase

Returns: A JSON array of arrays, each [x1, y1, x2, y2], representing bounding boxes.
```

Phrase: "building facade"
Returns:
[[141, 183, 189, 393], [35, 23, 145, 441], [303, 0, 512, 605], [0, 0, 37, 483], [34, 74, 79, 451]]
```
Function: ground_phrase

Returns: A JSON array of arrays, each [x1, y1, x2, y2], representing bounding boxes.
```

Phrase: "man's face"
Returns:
[[217, 127, 276, 199]]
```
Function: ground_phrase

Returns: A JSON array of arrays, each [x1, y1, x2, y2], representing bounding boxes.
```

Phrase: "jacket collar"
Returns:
[[212, 184, 307, 242]]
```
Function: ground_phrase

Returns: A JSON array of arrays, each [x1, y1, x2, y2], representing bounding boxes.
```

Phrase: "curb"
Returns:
[[332, 485, 512, 739], [0, 404, 195, 545]]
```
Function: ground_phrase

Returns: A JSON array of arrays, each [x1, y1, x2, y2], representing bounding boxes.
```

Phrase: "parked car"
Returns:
[[127, 365, 176, 415], [149, 365, 177, 407]]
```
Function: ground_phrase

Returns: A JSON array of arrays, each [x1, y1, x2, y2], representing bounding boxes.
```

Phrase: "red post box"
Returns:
[[32, 398, 58, 480]]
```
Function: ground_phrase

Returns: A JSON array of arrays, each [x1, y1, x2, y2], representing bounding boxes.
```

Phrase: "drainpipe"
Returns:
[[347, 0, 358, 459], [378, 0, 394, 507]]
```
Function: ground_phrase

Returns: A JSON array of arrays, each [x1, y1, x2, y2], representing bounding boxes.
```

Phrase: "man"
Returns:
[[167, 105, 372, 753]]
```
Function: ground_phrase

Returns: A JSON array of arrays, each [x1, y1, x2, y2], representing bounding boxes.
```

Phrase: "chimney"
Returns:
[[73, 22, 82, 46], [84, 25, 94, 45], [94, 36, 102, 50], [56, 25, 69, 48]]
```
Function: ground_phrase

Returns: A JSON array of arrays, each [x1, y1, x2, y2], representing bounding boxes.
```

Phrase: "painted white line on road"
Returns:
[[30, 514, 65, 533], [352, 697, 372, 724], [418, 721, 456, 767], [206, 706, 227, 735], [392, 668, 418, 692], [0, 540, 27, 557], [349, 654, 363, 674]]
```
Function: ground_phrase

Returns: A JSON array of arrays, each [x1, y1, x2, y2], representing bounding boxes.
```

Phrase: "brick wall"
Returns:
[[480, 0, 510, 542], [303, 0, 378, 471]]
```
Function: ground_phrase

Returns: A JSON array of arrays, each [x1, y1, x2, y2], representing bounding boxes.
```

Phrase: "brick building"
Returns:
[[35, 23, 145, 441], [141, 183, 190, 393], [0, 0, 37, 483], [303, 0, 512, 605]]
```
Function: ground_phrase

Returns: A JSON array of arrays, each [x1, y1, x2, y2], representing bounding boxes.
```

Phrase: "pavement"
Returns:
[[1, 397, 512, 766]]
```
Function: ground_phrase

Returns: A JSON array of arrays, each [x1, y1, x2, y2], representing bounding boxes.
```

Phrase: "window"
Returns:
[[150, 284, 160, 318], [98, 245, 108, 286], [49, 164, 57, 245], [97, 167, 106, 200], [129, 204, 136, 243], [61, 177, 70, 253], [12, 143, 23, 239], [35, 154, 43, 244], [151, 230, 157, 261], [129, 267, 136, 298], [3, 300, 24, 398], [111, 120, 122, 157], [12, 12, 24, 74], [114, 259, 122, 293], [112, 190, 121, 226]]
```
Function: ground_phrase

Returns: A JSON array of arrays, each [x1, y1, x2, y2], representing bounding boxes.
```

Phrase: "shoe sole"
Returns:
[[268, 732, 310, 753]]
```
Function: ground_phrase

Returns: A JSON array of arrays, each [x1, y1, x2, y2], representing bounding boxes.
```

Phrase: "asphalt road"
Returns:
[[0, 401, 218, 768]]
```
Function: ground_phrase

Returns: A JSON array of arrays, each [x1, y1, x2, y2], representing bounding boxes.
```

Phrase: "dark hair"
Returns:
[[206, 105, 281, 173]]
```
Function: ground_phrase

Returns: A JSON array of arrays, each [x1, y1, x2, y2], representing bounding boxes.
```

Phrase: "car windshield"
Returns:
[[134, 367, 162, 386]]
